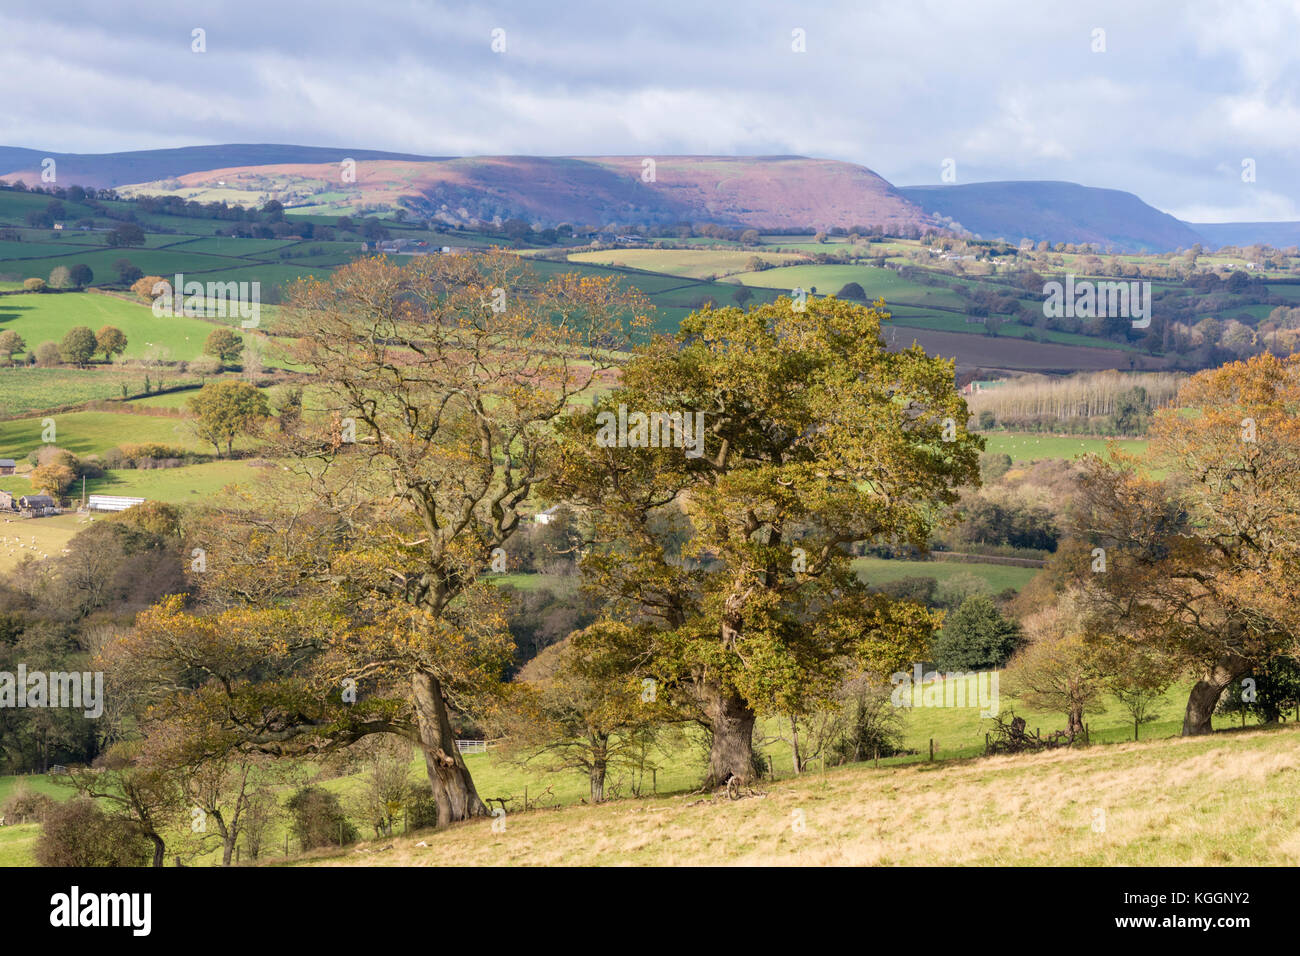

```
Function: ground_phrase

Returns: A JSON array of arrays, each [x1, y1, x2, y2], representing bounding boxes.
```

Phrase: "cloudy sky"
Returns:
[[2, 0, 1298, 222]]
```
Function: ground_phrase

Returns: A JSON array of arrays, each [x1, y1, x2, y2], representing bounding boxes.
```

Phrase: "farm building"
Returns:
[[534, 505, 562, 526], [17, 495, 57, 516], [0, 460, 15, 476], [86, 494, 146, 513], [0, 490, 14, 511]]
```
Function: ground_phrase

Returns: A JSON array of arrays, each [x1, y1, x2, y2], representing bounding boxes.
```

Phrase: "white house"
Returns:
[[534, 505, 562, 526]]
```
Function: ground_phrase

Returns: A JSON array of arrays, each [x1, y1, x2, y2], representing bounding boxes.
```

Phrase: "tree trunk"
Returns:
[[704, 687, 757, 788], [1183, 655, 1251, 736], [590, 761, 606, 803], [789, 715, 802, 774], [1067, 705, 1085, 738], [411, 670, 487, 827], [149, 835, 165, 868]]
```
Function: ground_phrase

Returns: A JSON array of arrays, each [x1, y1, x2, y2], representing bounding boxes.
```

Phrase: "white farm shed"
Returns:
[[87, 495, 147, 513]]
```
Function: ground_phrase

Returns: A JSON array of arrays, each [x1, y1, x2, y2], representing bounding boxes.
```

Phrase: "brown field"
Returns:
[[884, 327, 1170, 372]]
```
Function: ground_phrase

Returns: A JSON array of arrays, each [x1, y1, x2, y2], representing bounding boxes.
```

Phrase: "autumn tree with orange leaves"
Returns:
[[1072, 352, 1300, 734]]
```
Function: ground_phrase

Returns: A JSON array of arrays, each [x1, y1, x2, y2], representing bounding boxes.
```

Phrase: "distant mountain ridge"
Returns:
[[1188, 221, 1300, 250], [898, 181, 1205, 252], [0, 144, 1294, 251]]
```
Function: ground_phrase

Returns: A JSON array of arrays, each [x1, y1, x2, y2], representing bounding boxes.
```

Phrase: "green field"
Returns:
[[733, 264, 967, 310], [851, 555, 1039, 593], [568, 249, 807, 279], [981, 432, 1150, 463], [0, 369, 199, 418], [0, 291, 217, 361], [0, 410, 211, 459]]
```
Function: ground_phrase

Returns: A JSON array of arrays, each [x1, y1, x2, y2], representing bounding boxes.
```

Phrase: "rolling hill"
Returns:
[[1189, 221, 1300, 250], [899, 180, 1205, 252], [7, 143, 1298, 252], [0, 144, 441, 190], [116, 154, 942, 232]]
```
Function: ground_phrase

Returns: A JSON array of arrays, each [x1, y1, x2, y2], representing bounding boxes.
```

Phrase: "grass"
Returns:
[[0, 368, 194, 418], [981, 432, 1149, 464], [0, 673, 1276, 866], [568, 249, 807, 279], [851, 555, 1039, 593], [0, 292, 217, 361], [298, 722, 1300, 866], [0, 411, 211, 459], [733, 264, 967, 310], [0, 512, 83, 571], [1, 461, 271, 509]]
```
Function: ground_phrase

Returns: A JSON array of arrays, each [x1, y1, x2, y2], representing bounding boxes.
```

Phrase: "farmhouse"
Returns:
[[534, 504, 562, 526], [17, 494, 57, 516], [0, 459, 14, 476], [86, 494, 146, 513], [0, 490, 14, 511]]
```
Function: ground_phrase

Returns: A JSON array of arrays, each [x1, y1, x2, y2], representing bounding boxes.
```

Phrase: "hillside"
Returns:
[[1190, 221, 1300, 250], [115, 154, 941, 231], [299, 724, 1300, 866], [0, 144, 439, 190], [900, 180, 1205, 252]]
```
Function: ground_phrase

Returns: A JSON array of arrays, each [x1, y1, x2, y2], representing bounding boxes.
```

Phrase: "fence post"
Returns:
[[874, 746, 879, 768], [524, 786, 528, 811], [929, 738, 934, 761], [985, 732, 989, 755], [285, 833, 289, 858], [653, 769, 657, 793]]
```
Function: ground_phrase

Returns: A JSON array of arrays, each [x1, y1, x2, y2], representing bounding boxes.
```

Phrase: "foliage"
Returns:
[[931, 595, 1023, 670], [286, 786, 358, 849], [35, 796, 152, 867]]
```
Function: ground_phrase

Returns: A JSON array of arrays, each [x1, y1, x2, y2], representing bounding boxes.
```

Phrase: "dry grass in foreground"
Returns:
[[300, 724, 1300, 867]]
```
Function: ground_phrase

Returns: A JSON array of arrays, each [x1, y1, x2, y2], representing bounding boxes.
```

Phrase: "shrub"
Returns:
[[35, 796, 151, 867], [286, 786, 358, 850], [23, 277, 46, 293], [931, 595, 1024, 670], [1, 784, 54, 824]]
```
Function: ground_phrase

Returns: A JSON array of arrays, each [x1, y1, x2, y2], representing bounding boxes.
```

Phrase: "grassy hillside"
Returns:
[[0, 292, 215, 361], [293, 723, 1300, 866], [0, 672, 1271, 866]]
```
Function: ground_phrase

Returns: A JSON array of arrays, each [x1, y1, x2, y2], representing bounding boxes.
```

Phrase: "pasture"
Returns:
[[981, 432, 1150, 464], [568, 248, 807, 279], [0, 292, 216, 361]]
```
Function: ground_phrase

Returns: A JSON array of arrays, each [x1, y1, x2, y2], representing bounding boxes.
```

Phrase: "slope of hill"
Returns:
[[121, 154, 941, 231], [900, 180, 1204, 252], [300, 724, 1300, 866], [0, 145, 939, 231], [0, 144, 440, 190], [1190, 221, 1300, 250]]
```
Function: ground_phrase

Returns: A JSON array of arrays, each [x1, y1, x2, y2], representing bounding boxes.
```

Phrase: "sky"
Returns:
[[2, 0, 1298, 222]]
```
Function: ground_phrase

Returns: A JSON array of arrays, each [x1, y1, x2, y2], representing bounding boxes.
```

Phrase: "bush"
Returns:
[[931, 595, 1023, 670], [23, 277, 46, 293], [286, 786, 358, 850], [1, 784, 54, 824], [35, 796, 151, 867], [107, 443, 190, 468]]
